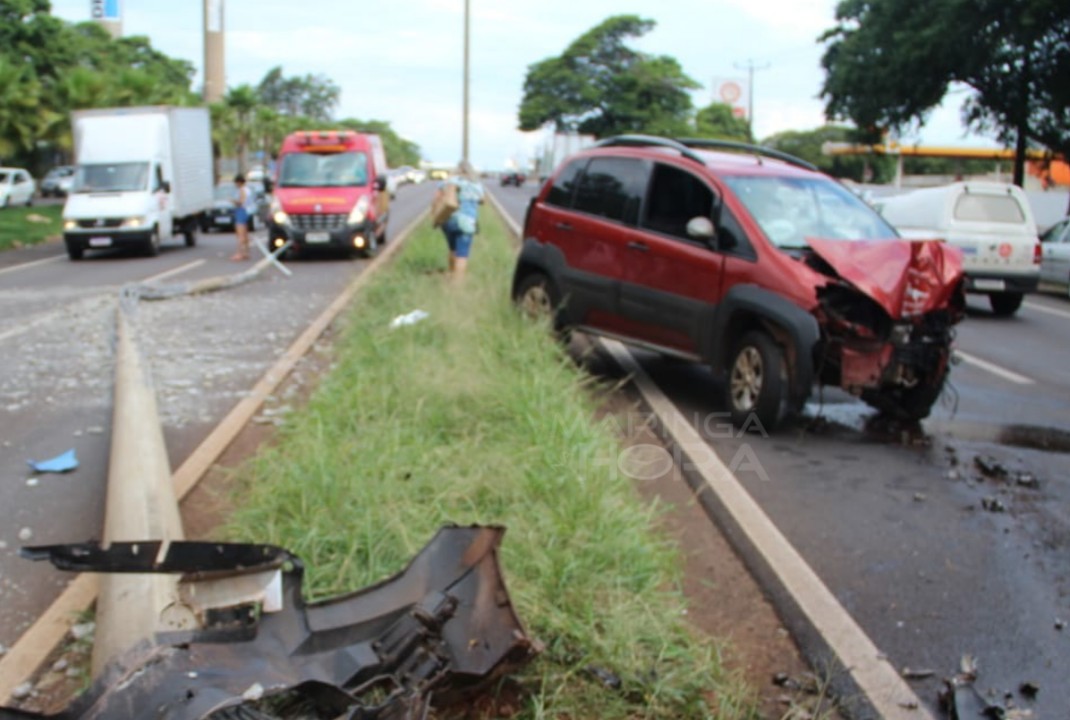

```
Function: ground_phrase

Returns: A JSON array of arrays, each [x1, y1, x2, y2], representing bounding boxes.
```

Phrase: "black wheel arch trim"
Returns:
[[511, 238, 568, 298], [709, 285, 821, 407]]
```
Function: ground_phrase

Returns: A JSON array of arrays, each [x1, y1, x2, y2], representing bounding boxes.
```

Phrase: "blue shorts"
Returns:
[[234, 207, 249, 225], [443, 216, 474, 258]]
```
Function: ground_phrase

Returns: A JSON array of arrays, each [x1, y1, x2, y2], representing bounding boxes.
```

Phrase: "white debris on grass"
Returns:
[[389, 309, 429, 328]]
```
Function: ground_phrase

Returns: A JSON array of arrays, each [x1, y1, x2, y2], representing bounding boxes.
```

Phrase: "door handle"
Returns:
[[554, 222, 573, 231], [627, 241, 649, 252]]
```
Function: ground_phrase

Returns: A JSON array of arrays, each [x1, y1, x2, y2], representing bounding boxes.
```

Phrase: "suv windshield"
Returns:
[[73, 163, 149, 193], [724, 175, 898, 249], [279, 151, 368, 188]]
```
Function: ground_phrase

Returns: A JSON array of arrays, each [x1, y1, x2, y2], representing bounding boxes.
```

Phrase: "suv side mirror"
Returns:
[[686, 216, 716, 242], [374, 176, 387, 192]]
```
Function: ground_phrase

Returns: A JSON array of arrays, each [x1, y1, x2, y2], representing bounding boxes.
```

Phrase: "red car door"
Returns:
[[538, 156, 651, 332], [618, 162, 724, 355]]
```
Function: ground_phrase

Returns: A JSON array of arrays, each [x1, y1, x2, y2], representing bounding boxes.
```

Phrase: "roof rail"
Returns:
[[594, 135, 707, 166], [676, 138, 819, 172]]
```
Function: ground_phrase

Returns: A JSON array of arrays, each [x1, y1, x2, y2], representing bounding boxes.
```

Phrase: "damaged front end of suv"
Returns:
[[807, 237, 965, 421]]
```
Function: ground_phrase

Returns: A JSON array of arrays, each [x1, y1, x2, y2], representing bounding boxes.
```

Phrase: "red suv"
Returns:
[[512, 136, 965, 430]]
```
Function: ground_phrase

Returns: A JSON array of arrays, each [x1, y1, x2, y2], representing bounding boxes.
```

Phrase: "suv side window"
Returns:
[[546, 158, 586, 208], [572, 157, 647, 226], [642, 163, 714, 240]]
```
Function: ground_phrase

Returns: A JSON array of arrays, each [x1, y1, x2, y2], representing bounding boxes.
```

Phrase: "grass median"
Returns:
[[0, 205, 62, 251], [225, 205, 758, 718]]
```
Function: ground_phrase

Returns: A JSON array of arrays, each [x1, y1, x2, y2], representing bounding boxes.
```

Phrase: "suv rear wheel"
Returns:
[[726, 331, 787, 430], [515, 272, 568, 339]]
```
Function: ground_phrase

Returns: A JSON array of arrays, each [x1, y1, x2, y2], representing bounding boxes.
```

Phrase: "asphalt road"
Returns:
[[493, 182, 1070, 717], [0, 182, 435, 650]]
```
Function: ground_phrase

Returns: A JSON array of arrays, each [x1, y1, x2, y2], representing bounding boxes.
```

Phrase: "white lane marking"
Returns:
[[141, 259, 205, 284], [601, 338, 931, 720], [1024, 300, 1070, 321], [490, 195, 927, 717], [0, 255, 65, 277], [955, 351, 1035, 385]]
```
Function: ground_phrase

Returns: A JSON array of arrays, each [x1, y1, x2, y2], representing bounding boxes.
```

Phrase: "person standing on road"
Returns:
[[437, 161, 485, 281], [231, 174, 251, 261]]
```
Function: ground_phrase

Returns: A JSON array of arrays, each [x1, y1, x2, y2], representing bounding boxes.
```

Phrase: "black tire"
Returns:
[[184, 221, 197, 247], [862, 374, 945, 422], [66, 241, 84, 260], [514, 272, 570, 339], [144, 228, 161, 257], [725, 331, 787, 431], [25, 195, 33, 207], [989, 292, 1023, 316]]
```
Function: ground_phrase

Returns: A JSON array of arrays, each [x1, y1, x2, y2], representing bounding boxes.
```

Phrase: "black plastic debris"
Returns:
[[973, 455, 1007, 479], [1018, 681, 1039, 699], [980, 497, 1006, 513], [2, 525, 536, 720]]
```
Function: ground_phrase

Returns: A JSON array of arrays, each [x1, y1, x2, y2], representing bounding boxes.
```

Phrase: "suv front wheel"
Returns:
[[726, 331, 787, 431]]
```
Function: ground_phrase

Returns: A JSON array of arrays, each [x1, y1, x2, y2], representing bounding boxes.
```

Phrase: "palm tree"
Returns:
[[0, 59, 45, 161], [224, 84, 259, 173]]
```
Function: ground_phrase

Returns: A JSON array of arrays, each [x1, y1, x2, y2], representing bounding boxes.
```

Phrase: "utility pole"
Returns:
[[462, 0, 471, 166], [203, 0, 225, 104], [734, 59, 770, 135]]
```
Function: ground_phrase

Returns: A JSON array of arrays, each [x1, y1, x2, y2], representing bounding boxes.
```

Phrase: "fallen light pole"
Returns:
[[92, 294, 191, 677]]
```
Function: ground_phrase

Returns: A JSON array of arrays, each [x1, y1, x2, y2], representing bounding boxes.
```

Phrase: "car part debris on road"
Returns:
[[3, 525, 535, 720]]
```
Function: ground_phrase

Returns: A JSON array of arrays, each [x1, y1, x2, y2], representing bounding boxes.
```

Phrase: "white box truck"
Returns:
[[62, 106, 213, 260], [876, 181, 1041, 316]]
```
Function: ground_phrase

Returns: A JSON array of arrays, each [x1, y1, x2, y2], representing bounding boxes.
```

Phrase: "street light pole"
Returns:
[[462, 0, 471, 166], [734, 59, 770, 136]]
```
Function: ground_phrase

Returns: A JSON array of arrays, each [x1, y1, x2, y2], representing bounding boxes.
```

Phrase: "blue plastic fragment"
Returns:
[[27, 449, 79, 473]]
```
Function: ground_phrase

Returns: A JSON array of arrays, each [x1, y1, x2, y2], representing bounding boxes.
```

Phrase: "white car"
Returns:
[[1040, 217, 1070, 296], [0, 167, 36, 208]]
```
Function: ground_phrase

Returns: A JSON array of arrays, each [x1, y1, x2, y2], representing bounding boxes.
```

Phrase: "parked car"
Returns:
[[202, 180, 270, 232], [500, 171, 526, 187], [0, 167, 37, 208], [876, 181, 1040, 316], [511, 136, 966, 430], [1040, 217, 1070, 295], [40, 165, 75, 197]]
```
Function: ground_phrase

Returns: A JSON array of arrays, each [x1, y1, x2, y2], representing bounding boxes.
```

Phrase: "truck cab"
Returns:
[[268, 131, 390, 258]]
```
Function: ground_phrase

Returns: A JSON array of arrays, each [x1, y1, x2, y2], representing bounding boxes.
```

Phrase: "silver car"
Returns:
[[1040, 217, 1070, 296]]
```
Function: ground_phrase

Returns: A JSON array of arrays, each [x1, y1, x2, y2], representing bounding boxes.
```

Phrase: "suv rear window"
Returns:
[[953, 194, 1025, 223], [546, 159, 585, 208], [572, 157, 647, 225]]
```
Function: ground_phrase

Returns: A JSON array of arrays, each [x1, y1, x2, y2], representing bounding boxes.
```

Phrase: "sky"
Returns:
[[49, 0, 1003, 170]]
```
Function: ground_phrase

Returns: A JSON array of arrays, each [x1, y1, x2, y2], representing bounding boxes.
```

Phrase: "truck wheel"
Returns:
[[726, 331, 787, 431], [184, 222, 197, 247], [989, 292, 1023, 316], [66, 242, 84, 260], [144, 228, 161, 257]]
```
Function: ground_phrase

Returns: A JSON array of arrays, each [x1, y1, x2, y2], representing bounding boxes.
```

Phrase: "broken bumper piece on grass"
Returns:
[[3, 525, 535, 720]]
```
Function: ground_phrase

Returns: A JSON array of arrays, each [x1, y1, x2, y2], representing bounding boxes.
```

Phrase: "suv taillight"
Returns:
[[1034, 242, 1042, 264]]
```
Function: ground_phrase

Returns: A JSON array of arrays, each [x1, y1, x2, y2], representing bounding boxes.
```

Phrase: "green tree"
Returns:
[[761, 125, 896, 182], [693, 102, 752, 143], [518, 15, 699, 138], [820, 0, 1070, 185], [222, 84, 259, 172], [257, 66, 340, 122], [0, 58, 46, 160]]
